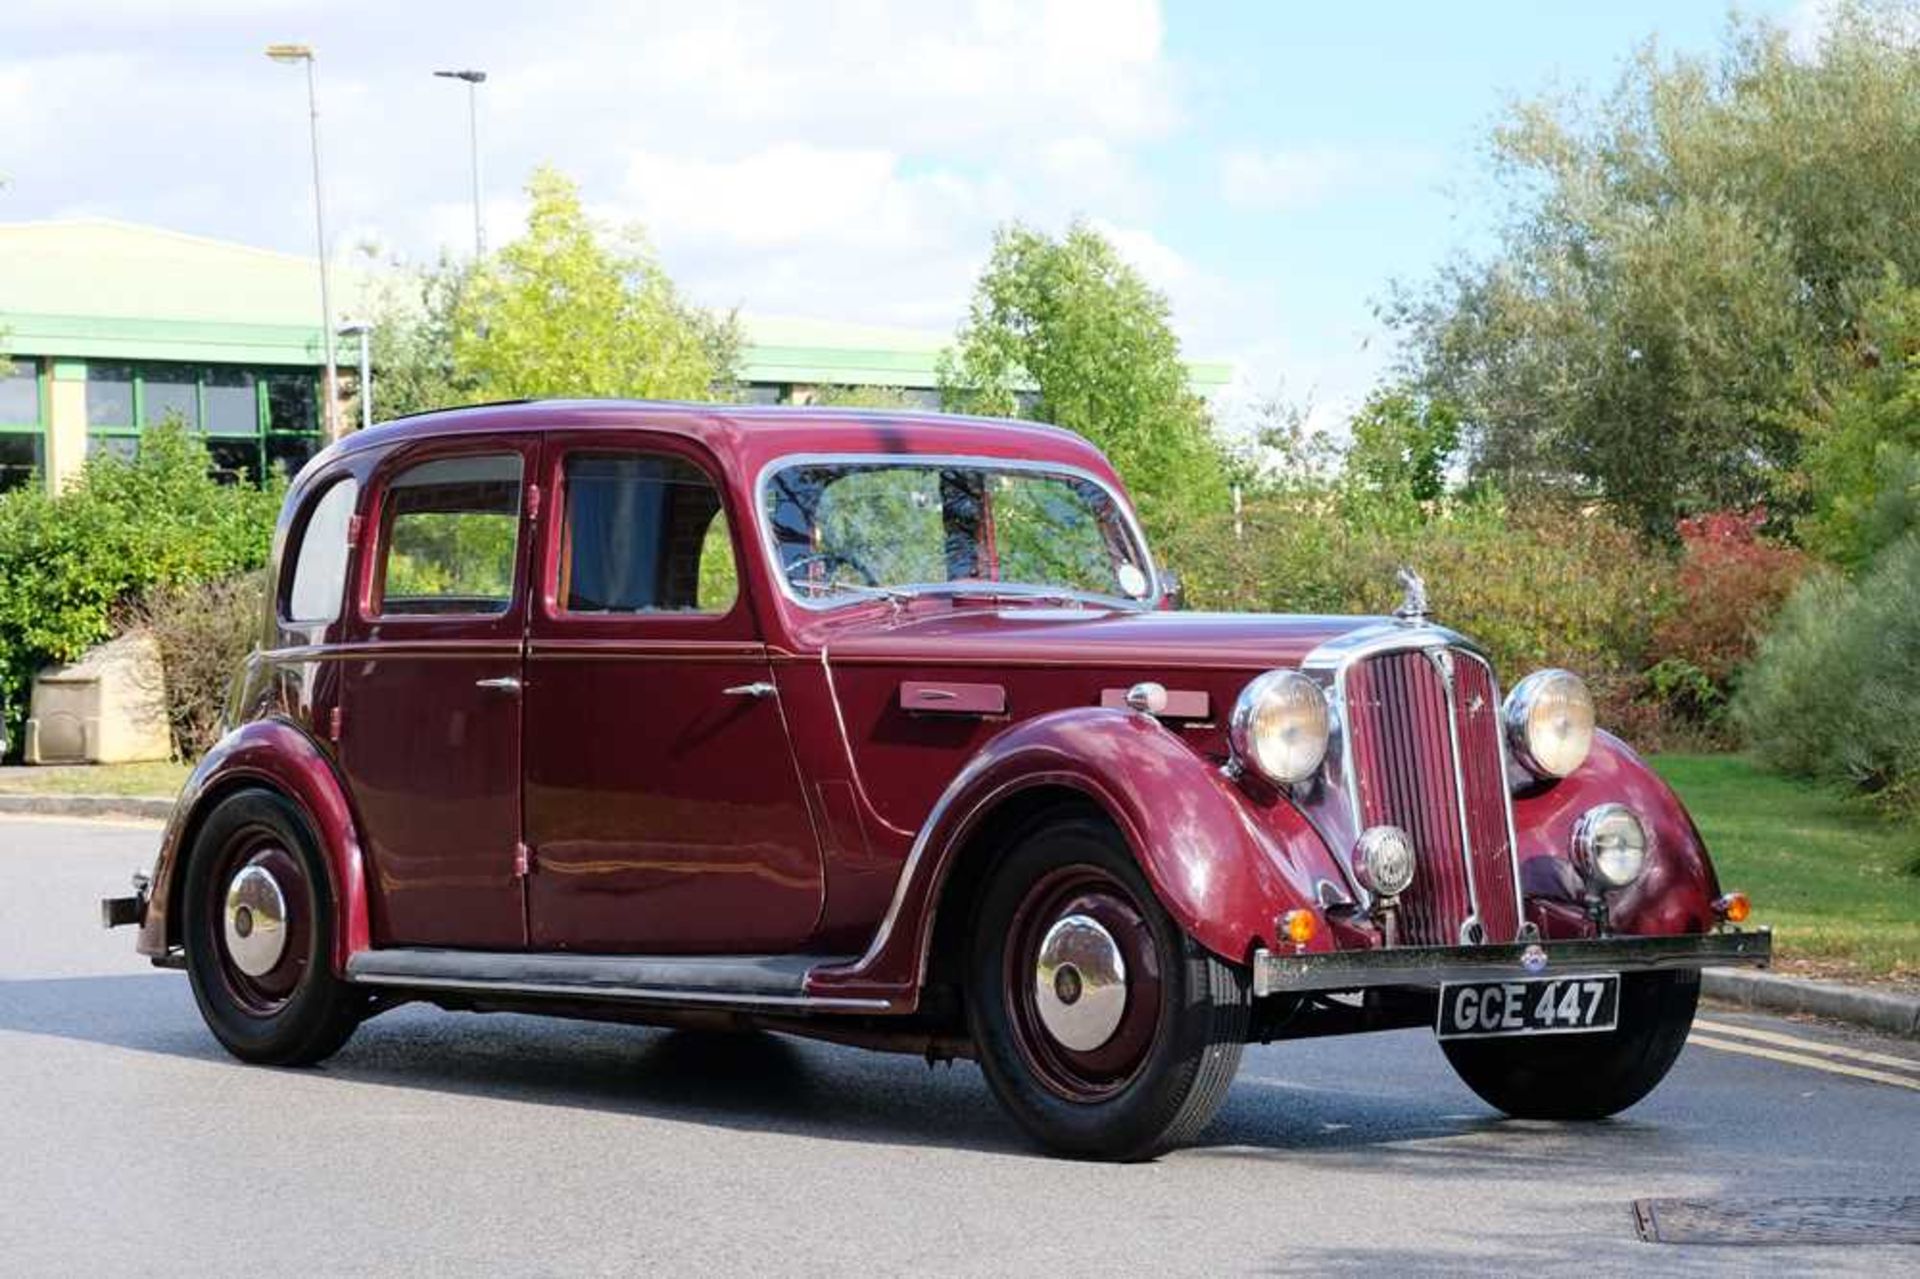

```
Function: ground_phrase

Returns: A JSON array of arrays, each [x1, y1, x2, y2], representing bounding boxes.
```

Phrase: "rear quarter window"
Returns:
[[285, 478, 360, 624]]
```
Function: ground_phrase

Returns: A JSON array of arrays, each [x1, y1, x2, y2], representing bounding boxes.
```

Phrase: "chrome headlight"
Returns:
[[1353, 825, 1416, 898], [1572, 803, 1649, 890], [1502, 668, 1595, 779], [1229, 669, 1331, 786]]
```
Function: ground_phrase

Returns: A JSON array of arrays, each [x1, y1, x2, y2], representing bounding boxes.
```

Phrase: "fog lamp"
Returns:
[[1352, 825, 1416, 899], [1572, 803, 1649, 890], [1280, 909, 1318, 947]]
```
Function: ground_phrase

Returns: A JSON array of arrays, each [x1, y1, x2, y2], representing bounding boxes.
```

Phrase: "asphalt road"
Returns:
[[3, 816, 1915, 1276]]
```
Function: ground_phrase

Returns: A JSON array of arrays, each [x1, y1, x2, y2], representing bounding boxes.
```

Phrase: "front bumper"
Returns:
[[1252, 928, 1771, 997]]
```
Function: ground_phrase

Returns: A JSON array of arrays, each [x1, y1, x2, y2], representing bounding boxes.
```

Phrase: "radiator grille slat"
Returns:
[[1344, 647, 1519, 945]]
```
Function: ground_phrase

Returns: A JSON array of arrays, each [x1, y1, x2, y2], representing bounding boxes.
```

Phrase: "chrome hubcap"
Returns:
[[1032, 913, 1128, 1052], [224, 863, 289, 978]]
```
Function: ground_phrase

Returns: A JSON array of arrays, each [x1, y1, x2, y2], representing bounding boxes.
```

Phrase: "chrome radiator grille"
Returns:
[[1343, 647, 1522, 945]]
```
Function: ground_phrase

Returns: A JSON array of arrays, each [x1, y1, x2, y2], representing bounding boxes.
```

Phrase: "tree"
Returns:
[[365, 255, 482, 420], [1388, 1, 1920, 535], [938, 221, 1228, 532], [452, 167, 739, 402], [1800, 275, 1920, 570], [1344, 385, 1460, 504]]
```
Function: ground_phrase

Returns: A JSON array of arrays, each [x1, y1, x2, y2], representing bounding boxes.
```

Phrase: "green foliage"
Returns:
[[1390, 2, 1920, 535], [1157, 488, 1673, 702], [0, 421, 281, 750], [1344, 386, 1460, 503], [1800, 276, 1920, 570], [1734, 533, 1920, 818], [383, 510, 519, 606], [453, 167, 737, 403], [938, 220, 1229, 535], [366, 254, 483, 420]]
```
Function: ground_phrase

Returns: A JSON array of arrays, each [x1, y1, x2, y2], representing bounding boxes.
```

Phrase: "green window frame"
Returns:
[[0, 354, 47, 430], [82, 361, 325, 481], [0, 355, 48, 492]]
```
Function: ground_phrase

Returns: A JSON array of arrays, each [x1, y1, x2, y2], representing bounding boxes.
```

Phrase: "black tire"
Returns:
[[181, 788, 364, 1066], [1441, 969, 1699, 1119], [966, 817, 1249, 1160]]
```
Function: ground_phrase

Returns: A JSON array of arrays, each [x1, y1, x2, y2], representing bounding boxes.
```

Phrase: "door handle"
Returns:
[[475, 676, 522, 693], [723, 681, 777, 699]]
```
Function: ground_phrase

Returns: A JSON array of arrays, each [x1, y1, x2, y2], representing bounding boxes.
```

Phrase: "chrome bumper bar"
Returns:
[[1252, 929, 1771, 997]]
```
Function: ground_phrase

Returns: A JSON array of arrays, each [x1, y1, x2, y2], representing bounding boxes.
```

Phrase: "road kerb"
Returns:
[[0, 793, 175, 822], [1703, 967, 1920, 1039]]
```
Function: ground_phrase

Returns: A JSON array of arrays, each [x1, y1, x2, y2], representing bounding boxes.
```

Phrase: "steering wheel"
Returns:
[[785, 549, 882, 594]]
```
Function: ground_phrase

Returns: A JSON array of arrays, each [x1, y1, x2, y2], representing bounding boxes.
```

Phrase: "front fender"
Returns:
[[807, 707, 1336, 1008], [137, 717, 370, 975], [1511, 730, 1720, 936]]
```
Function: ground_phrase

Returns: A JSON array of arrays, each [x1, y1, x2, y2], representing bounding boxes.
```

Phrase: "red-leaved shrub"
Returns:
[[1646, 508, 1809, 727]]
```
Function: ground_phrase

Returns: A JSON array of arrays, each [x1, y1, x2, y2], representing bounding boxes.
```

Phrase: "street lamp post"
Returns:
[[266, 43, 342, 441], [339, 321, 374, 431], [433, 69, 488, 258]]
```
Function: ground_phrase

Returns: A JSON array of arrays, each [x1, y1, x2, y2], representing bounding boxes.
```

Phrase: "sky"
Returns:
[[2, 0, 1815, 430]]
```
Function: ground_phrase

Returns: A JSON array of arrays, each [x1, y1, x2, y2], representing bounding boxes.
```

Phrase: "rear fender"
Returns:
[[806, 707, 1335, 1008], [138, 718, 370, 974], [1511, 730, 1720, 936]]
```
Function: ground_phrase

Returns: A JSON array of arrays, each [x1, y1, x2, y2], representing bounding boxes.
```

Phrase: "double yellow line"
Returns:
[[1690, 1018, 1920, 1092]]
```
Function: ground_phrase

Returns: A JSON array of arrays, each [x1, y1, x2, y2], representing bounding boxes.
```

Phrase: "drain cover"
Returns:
[[1633, 1197, 1920, 1246]]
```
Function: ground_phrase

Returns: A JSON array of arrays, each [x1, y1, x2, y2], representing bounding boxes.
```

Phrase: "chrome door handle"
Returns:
[[475, 676, 522, 693], [723, 681, 777, 699]]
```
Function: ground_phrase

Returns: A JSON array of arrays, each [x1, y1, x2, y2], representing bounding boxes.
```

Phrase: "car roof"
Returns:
[[310, 398, 1122, 491]]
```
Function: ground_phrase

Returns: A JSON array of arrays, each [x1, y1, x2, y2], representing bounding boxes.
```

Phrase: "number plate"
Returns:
[[1436, 974, 1621, 1040]]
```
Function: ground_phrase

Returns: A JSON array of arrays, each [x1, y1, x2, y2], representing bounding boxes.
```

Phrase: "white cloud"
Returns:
[[0, 0, 1390, 406], [1220, 144, 1437, 211]]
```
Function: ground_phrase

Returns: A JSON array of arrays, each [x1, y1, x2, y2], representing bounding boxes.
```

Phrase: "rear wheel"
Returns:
[[1440, 969, 1699, 1119], [182, 789, 364, 1066], [966, 817, 1249, 1160]]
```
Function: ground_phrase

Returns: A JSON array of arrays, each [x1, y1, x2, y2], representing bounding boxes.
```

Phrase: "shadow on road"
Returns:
[[0, 970, 1781, 1179]]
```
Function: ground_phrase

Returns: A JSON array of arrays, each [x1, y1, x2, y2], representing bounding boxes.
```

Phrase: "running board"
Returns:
[[343, 948, 887, 1011]]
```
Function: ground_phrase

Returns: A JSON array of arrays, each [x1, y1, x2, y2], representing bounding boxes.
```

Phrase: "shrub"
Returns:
[[1734, 533, 1920, 817], [1156, 490, 1676, 713], [1640, 508, 1810, 737], [0, 422, 281, 753], [119, 573, 267, 759]]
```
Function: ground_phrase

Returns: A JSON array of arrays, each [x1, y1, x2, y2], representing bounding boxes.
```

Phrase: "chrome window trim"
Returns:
[[752, 452, 1161, 613]]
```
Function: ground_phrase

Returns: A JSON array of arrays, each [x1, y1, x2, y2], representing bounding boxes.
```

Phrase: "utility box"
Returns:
[[24, 632, 173, 765]]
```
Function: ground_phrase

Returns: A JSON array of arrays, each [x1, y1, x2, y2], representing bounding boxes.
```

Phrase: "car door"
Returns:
[[338, 435, 538, 949], [522, 431, 825, 953]]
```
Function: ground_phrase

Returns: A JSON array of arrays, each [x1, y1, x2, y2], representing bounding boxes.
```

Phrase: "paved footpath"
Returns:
[[2, 816, 1916, 1276]]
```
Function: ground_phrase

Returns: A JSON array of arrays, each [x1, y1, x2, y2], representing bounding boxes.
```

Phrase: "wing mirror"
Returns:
[[1157, 567, 1186, 612]]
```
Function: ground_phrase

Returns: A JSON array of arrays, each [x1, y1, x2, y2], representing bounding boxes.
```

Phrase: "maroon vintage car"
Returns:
[[102, 399, 1768, 1159]]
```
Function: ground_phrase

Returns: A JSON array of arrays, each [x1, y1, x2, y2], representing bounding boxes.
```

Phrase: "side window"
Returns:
[[377, 454, 524, 616], [559, 453, 738, 614], [286, 478, 360, 623]]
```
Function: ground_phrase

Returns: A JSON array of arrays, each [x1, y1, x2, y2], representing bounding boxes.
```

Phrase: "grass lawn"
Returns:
[[1653, 754, 1919, 983], [0, 759, 191, 799]]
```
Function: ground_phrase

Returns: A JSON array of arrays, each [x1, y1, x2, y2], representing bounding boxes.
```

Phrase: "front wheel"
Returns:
[[966, 817, 1249, 1161], [1441, 969, 1700, 1119], [181, 788, 364, 1066]]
